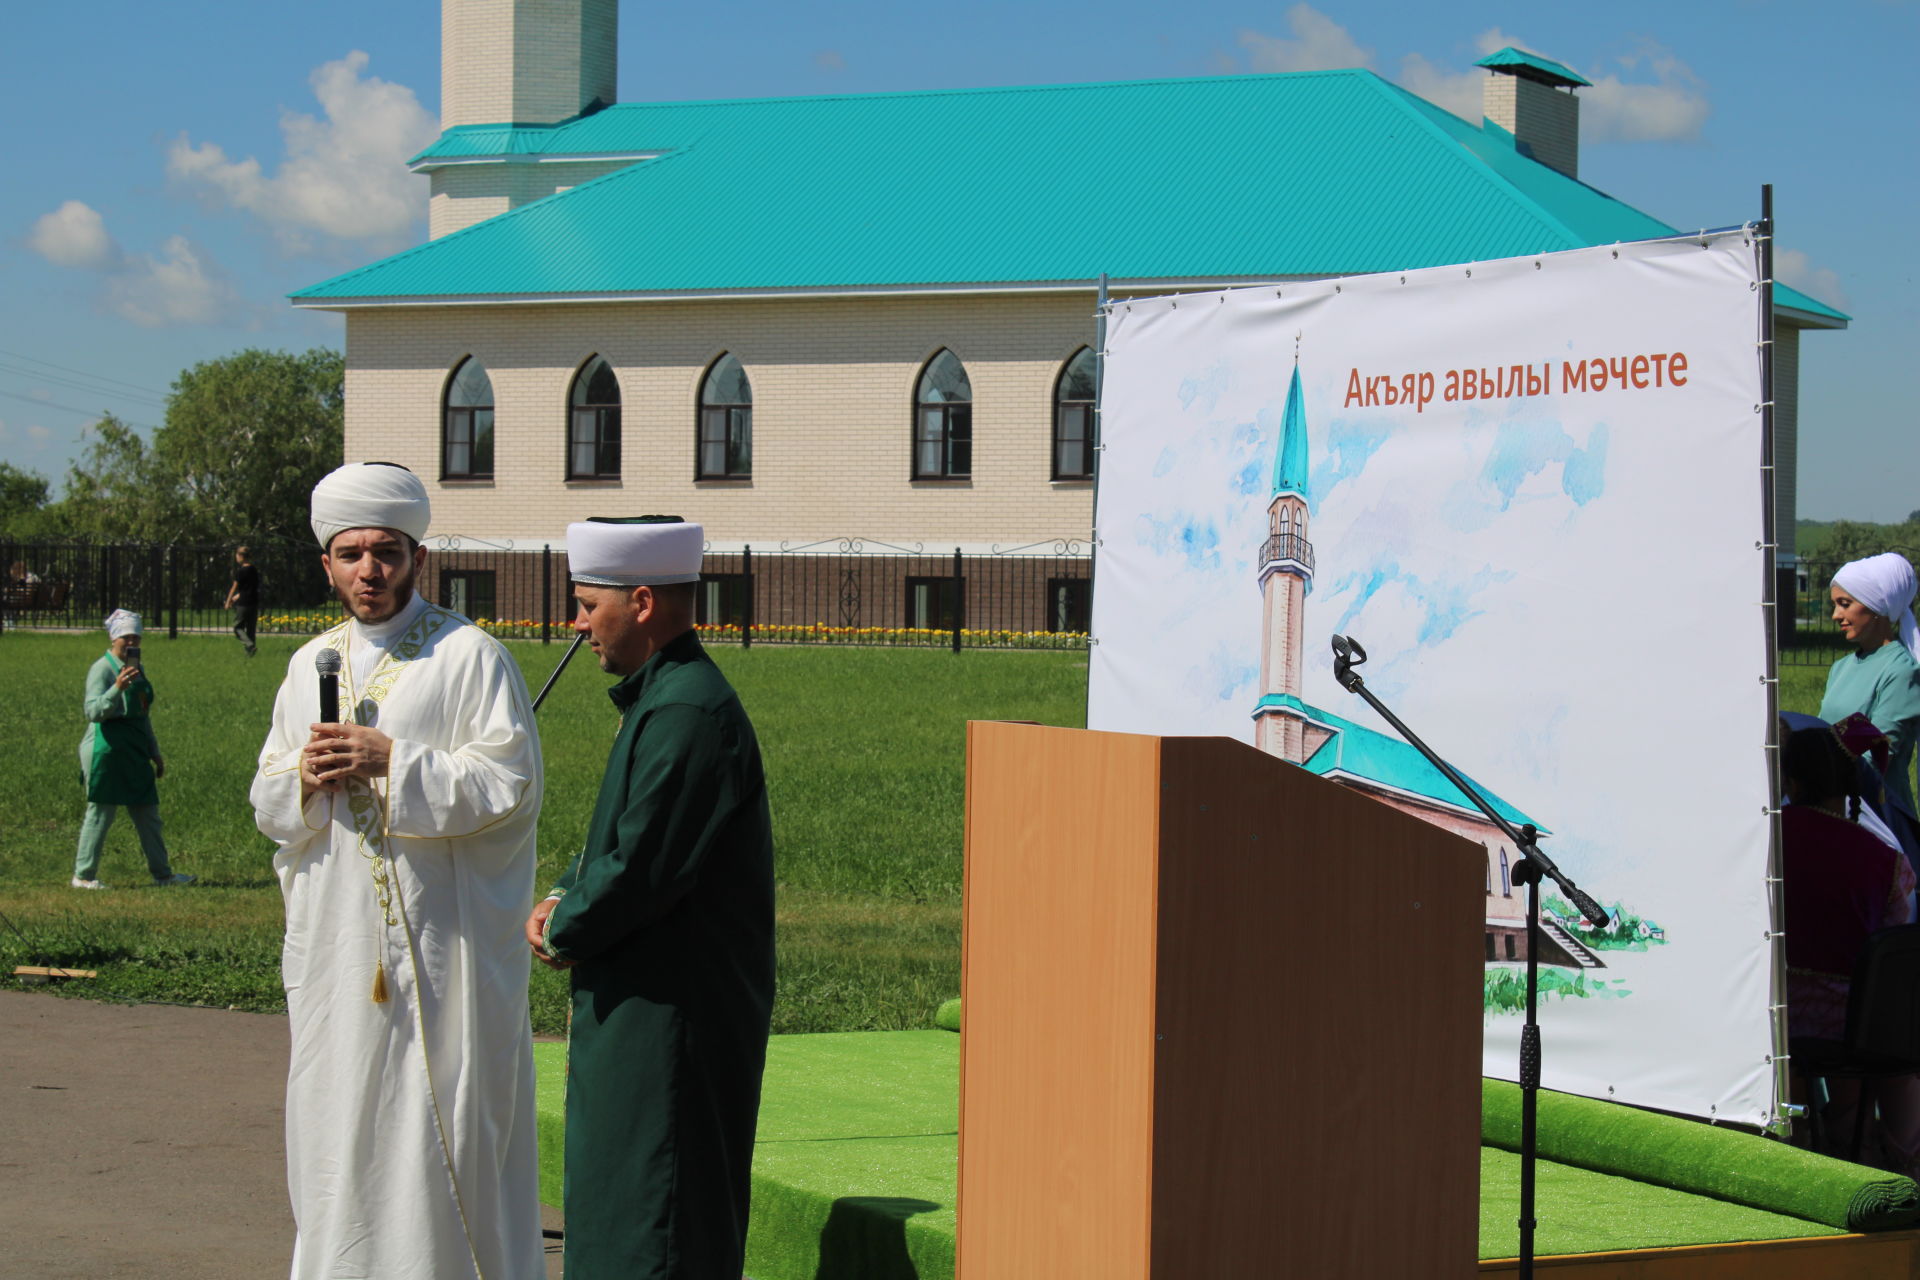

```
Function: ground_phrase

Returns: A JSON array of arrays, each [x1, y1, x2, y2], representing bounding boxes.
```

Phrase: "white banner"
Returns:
[[1090, 233, 1775, 1126]]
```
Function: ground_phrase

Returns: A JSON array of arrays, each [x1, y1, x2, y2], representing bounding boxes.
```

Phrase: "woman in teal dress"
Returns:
[[1820, 552, 1920, 871]]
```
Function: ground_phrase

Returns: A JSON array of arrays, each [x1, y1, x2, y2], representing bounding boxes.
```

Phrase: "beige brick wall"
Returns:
[[1482, 75, 1579, 178], [342, 292, 1104, 546], [441, 0, 617, 131], [428, 159, 637, 238]]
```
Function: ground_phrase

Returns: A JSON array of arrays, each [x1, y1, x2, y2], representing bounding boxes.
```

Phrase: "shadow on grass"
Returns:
[[814, 1196, 942, 1280]]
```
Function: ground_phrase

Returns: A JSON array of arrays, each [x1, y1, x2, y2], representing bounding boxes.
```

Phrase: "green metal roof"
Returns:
[[292, 70, 1846, 325], [1257, 693, 1545, 830], [1474, 47, 1591, 89]]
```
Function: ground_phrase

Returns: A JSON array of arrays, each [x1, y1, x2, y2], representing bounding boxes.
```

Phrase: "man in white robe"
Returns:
[[251, 462, 544, 1280]]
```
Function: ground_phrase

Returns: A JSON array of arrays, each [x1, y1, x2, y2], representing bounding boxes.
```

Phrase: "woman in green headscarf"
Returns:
[[73, 609, 192, 889]]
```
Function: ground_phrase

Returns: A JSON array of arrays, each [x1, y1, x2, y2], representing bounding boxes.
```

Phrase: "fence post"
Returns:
[[541, 544, 552, 644], [952, 547, 964, 654], [167, 545, 179, 639], [742, 545, 754, 650], [150, 545, 164, 631]]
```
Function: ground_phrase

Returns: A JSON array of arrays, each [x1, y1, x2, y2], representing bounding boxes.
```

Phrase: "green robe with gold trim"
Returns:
[[545, 630, 775, 1280]]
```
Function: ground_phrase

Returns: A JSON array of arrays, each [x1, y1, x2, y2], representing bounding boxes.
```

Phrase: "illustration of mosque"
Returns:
[[1250, 362, 1597, 970]]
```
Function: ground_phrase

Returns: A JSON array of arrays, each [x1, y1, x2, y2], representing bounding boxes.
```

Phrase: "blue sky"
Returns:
[[2, 0, 1914, 522]]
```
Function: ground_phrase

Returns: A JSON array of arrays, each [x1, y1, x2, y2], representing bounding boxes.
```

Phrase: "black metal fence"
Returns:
[[1780, 550, 1918, 667], [0, 537, 1093, 651]]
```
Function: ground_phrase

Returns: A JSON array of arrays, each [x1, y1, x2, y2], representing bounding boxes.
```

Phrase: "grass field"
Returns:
[[0, 631, 1879, 1034], [0, 631, 1086, 1033]]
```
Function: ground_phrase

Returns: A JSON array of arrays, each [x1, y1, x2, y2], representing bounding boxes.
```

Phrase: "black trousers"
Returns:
[[233, 604, 257, 645]]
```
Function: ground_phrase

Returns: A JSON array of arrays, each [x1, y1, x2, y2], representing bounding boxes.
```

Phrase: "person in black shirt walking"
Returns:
[[225, 546, 261, 655]]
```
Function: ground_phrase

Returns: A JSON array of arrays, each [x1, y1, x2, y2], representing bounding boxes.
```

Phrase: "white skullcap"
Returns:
[[1834, 552, 1920, 664], [567, 518, 704, 586], [311, 462, 431, 550], [105, 609, 141, 639]]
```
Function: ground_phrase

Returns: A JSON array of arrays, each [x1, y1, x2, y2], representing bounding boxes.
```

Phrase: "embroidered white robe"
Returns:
[[251, 595, 544, 1280]]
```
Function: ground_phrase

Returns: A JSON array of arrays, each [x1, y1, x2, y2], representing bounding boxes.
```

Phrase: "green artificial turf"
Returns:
[[1476, 1147, 1840, 1258], [535, 1032, 1906, 1276], [1482, 1079, 1920, 1232]]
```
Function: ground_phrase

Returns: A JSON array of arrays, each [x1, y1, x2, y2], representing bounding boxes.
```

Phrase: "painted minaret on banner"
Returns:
[[1249, 358, 1594, 969]]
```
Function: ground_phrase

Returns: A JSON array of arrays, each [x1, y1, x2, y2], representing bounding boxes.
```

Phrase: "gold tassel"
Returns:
[[371, 964, 390, 1004]]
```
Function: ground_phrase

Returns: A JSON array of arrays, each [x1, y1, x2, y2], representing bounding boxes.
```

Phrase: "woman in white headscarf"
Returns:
[[1820, 552, 1920, 868]]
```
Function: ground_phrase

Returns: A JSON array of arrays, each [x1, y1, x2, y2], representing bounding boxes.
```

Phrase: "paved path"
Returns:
[[0, 989, 563, 1278]]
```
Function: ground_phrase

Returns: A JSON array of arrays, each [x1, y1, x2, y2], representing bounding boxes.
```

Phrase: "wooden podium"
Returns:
[[957, 722, 1485, 1278]]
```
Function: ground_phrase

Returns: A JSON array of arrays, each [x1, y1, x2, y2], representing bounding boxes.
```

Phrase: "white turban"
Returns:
[[105, 609, 141, 639], [566, 518, 704, 586], [311, 463, 431, 550], [1833, 552, 1920, 663]]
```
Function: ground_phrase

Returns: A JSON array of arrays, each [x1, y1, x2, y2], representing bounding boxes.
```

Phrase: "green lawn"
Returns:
[[0, 632, 1085, 1033], [0, 631, 1885, 1033]]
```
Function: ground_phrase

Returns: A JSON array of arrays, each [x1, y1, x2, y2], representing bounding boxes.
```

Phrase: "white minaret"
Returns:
[[428, 0, 622, 238], [442, 0, 618, 131], [1252, 360, 1319, 763]]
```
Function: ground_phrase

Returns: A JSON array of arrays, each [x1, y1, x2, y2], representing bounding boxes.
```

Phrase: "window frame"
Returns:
[[566, 355, 623, 481], [695, 572, 748, 627], [442, 357, 495, 481], [905, 574, 964, 631], [440, 569, 497, 622], [911, 349, 973, 481], [1044, 576, 1092, 634], [696, 353, 753, 480], [1051, 347, 1096, 482]]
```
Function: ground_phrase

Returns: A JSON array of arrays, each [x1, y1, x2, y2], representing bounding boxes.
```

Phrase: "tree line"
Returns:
[[1, 347, 343, 549]]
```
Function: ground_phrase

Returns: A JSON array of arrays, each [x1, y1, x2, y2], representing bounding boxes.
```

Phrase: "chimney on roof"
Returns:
[[1476, 47, 1588, 180]]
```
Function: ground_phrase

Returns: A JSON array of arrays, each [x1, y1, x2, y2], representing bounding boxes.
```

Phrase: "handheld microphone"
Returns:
[[316, 648, 341, 724]]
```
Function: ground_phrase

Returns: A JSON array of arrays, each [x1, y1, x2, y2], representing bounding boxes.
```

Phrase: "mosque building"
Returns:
[[293, 0, 1844, 637], [1249, 359, 1597, 968]]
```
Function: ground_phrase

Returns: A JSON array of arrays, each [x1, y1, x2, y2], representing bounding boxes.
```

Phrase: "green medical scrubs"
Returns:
[[1820, 640, 1920, 820], [75, 650, 173, 881], [545, 630, 775, 1280]]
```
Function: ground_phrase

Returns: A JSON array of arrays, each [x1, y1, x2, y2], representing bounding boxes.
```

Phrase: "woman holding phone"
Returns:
[[73, 609, 193, 889]]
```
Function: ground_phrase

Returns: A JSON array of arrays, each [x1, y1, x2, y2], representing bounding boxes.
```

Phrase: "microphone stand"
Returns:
[[1329, 635, 1609, 1279], [532, 633, 586, 713]]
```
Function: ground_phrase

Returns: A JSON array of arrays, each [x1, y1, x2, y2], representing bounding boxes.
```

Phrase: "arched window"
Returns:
[[697, 354, 752, 479], [568, 355, 622, 480], [913, 349, 972, 480], [443, 357, 494, 480], [1499, 848, 1512, 898], [1052, 347, 1095, 481]]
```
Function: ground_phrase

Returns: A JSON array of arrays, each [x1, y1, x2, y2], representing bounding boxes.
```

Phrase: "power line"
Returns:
[[0, 386, 156, 430], [0, 345, 167, 399], [0, 362, 168, 409]]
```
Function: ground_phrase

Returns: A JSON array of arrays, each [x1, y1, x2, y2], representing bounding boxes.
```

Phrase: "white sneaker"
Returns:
[[152, 872, 196, 887], [70, 877, 106, 890]]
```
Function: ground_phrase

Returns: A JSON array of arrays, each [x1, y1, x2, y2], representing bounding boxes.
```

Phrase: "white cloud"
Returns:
[[1225, 13, 1709, 145], [105, 235, 245, 327], [27, 200, 121, 269], [1396, 28, 1531, 122], [1236, 4, 1373, 73], [1582, 41, 1709, 142], [1774, 248, 1847, 309], [26, 200, 247, 328], [167, 50, 437, 252]]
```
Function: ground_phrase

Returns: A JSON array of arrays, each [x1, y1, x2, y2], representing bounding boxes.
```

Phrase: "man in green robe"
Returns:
[[74, 609, 193, 889], [526, 517, 774, 1280]]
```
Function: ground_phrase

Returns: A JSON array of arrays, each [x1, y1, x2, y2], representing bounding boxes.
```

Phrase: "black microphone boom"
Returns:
[[316, 648, 341, 725]]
